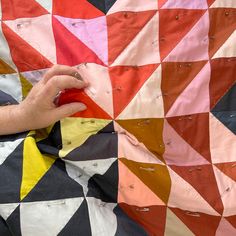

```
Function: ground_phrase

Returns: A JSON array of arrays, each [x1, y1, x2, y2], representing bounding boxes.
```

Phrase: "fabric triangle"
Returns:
[[55, 16, 108, 65], [0, 59, 15, 74], [19, 74, 33, 99], [216, 217, 236, 235], [170, 164, 223, 214], [88, 0, 117, 14], [213, 30, 236, 58], [20, 134, 56, 200], [4, 15, 57, 64], [116, 119, 165, 162], [226, 215, 236, 229], [118, 161, 165, 206], [107, 10, 156, 64], [215, 162, 236, 183], [2, 23, 53, 72], [208, 0, 216, 6], [159, 0, 168, 8], [209, 8, 236, 58], [167, 167, 219, 216], [167, 113, 211, 162], [209, 58, 236, 109], [161, 61, 207, 114], [164, 12, 209, 62], [1, 0, 48, 20], [21, 68, 48, 86], [159, 9, 205, 60], [117, 65, 163, 119], [0, 203, 19, 220], [120, 158, 171, 204], [59, 118, 111, 158], [58, 200, 91, 236], [110, 64, 159, 118], [5, 205, 21, 236], [164, 208, 194, 236], [163, 119, 209, 166], [210, 0, 236, 7], [111, 13, 160, 66], [20, 197, 84, 235], [166, 62, 210, 117], [119, 203, 167, 236], [162, 0, 208, 9], [169, 207, 221, 235], [52, 17, 105, 66], [210, 113, 236, 164], [108, 0, 157, 14], [35, 0, 52, 12], [52, 0, 104, 18]]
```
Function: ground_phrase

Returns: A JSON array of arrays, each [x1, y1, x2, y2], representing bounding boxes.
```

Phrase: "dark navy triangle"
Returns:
[[87, 0, 117, 14], [58, 199, 92, 236], [6, 206, 21, 236], [87, 160, 118, 203], [0, 142, 23, 203], [0, 90, 18, 105], [23, 159, 84, 202], [0, 217, 12, 236]]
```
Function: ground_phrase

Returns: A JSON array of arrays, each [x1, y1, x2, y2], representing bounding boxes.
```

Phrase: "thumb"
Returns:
[[53, 102, 87, 120]]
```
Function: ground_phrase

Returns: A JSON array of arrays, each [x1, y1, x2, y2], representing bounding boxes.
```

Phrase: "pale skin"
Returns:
[[0, 65, 89, 135]]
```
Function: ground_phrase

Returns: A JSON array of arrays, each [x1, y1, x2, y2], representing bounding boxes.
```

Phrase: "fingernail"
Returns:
[[73, 72, 83, 81], [79, 103, 87, 110]]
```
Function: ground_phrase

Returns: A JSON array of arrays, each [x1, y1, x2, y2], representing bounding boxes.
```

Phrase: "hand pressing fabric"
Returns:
[[0, 65, 88, 135]]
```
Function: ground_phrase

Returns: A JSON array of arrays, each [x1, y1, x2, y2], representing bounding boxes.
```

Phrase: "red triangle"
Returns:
[[170, 165, 224, 214], [1, 0, 48, 20], [208, 0, 216, 6], [215, 162, 236, 182], [210, 58, 236, 109], [107, 10, 156, 65], [161, 61, 207, 114], [159, 9, 205, 60], [159, 0, 168, 8], [170, 207, 221, 235], [52, 17, 105, 67], [58, 88, 111, 119], [209, 8, 236, 58], [2, 23, 52, 72], [167, 113, 211, 162], [52, 0, 104, 18], [226, 215, 236, 228], [120, 203, 167, 236], [109, 64, 159, 118]]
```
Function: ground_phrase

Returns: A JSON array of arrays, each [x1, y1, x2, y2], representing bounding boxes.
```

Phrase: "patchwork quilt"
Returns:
[[0, 0, 236, 235]]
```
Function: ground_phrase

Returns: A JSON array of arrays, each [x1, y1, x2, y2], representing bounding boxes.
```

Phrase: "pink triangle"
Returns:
[[216, 218, 236, 236], [55, 15, 108, 65], [166, 62, 210, 117], [163, 119, 209, 166], [164, 12, 209, 62], [118, 161, 165, 206], [162, 0, 208, 9]]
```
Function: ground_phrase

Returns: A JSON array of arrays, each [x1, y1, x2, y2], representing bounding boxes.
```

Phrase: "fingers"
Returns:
[[53, 102, 87, 120], [42, 64, 83, 83]]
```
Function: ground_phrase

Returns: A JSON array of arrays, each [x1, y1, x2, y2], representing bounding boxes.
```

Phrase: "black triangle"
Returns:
[[23, 159, 84, 202], [6, 206, 21, 236], [0, 217, 12, 236], [87, 0, 117, 14], [0, 142, 23, 203], [58, 200, 92, 236], [87, 160, 118, 202]]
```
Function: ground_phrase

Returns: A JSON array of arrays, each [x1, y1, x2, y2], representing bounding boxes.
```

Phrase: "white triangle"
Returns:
[[167, 166, 220, 216], [86, 197, 117, 236], [213, 166, 236, 217], [210, 0, 236, 8], [4, 14, 57, 64], [111, 13, 160, 66], [35, 0, 52, 12], [216, 217, 236, 235], [21, 68, 48, 85], [20, 197, 84, 236], [117, 65, 164, 119], [0, 139, 24, 165], [0, 203, 19, 220], [213, 30, 236, 58], [210, 114, 236, 164]]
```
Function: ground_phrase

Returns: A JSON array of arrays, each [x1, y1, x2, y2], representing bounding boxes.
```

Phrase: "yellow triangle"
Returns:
[[20, 132, 56, 200], [59, 117, 112, 158], [19, 74, 33, 99]]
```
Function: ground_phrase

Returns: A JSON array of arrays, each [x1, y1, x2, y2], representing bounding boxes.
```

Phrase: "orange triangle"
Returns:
[[107, 10, 156, 64], [167, 113, 212, 163], [161, 61, 207, 114], [170, 207, 221, 236], [1, 23, 53, 72], [170, 165, 224, 214], [52, 17, 105, 66], [109, 64, 158, 118], [1, 0, 48, 20], [0, 59, 15, 74], [116, 119, 165, 162], [58, 88, 111, 119], [209, 8, 236, 58], [159, 9, 205, 60], [215, 162, 236, 182], [120, 158, 171, 204], [210, 58, 236, 109], [120, 203, 167, 236], [52, 0, 104, 18]]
